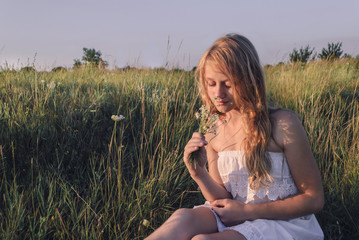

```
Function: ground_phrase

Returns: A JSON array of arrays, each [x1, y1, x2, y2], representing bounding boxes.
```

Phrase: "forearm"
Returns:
[[191, 168, 231, 201], [246, 192, 324, 221]]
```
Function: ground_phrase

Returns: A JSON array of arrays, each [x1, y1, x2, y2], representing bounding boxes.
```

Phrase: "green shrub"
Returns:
[[318, 42, 343, 60], [51, 66, 67, 72], [289, 45, 315, 63]]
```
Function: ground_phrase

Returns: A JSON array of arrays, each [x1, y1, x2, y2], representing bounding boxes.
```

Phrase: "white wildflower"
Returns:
[[40, 80, 45, 83], [142, 219, 150, 227], [195, 112, 200, 119], [190, 105, 219, 167], [196, 105, 218, 135], [47, 81, 56, 89], [111, 115, 125, 121]]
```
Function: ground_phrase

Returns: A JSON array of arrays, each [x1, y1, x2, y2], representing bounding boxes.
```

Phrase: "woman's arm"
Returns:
[[183, 132, 231, 201], [211, 110, 324, 225]]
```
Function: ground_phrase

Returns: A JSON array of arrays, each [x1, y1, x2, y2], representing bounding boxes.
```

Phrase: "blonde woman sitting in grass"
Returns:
[[146, 33, 324, 240]]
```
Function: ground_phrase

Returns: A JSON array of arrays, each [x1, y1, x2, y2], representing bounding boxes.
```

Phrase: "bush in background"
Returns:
[[73, 48, 108, 69], [318, 42, 343, 60], [289, 45, 315, 63], [51, 66, 67, 72]]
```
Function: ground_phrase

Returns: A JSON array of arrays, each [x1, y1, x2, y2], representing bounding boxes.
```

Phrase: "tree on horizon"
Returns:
[[73, 48, 108, 69]]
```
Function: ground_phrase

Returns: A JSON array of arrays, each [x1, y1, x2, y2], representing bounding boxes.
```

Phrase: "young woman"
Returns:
[[146, 33, 324, 240]]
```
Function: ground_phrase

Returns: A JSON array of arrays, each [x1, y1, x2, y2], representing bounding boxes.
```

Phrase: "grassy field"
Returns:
[[0, 59, 358, 239]]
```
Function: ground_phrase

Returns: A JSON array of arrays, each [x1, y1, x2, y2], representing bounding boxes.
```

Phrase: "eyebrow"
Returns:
[[205, 77, 229, 82]]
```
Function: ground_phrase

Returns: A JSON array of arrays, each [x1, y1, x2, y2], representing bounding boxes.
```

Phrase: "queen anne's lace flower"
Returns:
[[111, 115, 125, 121], [47, 81, 56, 89], [196, 105, 218, 135], [190, 105, 219, 166], [142, 219, 150, 227]]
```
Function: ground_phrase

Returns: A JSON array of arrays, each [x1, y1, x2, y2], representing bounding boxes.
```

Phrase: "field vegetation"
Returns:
[[0, 58, 358, 239]]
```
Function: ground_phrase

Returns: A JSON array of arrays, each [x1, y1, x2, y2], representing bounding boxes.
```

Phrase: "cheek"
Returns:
[[206, 87, 215, 98], [229, 89, 234, 98], [228, 88, 235, 97]]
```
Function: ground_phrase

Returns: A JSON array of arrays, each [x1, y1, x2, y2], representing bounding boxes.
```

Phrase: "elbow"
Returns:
[[309, 191, 325, 213], [313, 196, 324, 213], [318, 193, 325, 212]]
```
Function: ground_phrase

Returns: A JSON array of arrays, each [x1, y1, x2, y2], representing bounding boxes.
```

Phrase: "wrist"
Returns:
[[243, 203, 258, 221], [190, 166, 208, 180]]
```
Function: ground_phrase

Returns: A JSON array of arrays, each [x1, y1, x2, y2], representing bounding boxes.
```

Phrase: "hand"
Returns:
[[183, 132, 208, 177], [210, 199, 249, 226]]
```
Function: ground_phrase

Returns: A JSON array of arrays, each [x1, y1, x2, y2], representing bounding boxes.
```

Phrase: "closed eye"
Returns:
[[207, 80, 216, 86]]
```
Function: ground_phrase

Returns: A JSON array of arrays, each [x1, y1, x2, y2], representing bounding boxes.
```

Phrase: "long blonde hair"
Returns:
[[196, 33, 273, 189]]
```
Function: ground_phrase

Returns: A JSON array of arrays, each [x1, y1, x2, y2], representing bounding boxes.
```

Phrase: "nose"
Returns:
[[214, 84, 225, 99]]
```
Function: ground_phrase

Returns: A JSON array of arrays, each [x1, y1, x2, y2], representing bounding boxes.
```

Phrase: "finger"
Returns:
[[183, 146, 201, 160], [192, 132, 204, 138], [211, 206, 223, 216], [188, 141, 207, 149], [184, 142, 204, 153], [189, 135, 208, 145], [184, 141, 207, 156], [210, 199, 224, 207], [188, 137, 207, 145]]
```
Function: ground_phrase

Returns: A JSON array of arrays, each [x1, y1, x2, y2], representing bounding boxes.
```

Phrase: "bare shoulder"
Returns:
[[269, 108, 306, 149], [270, 108, 301, 125]]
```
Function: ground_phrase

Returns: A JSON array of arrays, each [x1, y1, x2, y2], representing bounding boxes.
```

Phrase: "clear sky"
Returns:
[[1, 0, 359, 70]]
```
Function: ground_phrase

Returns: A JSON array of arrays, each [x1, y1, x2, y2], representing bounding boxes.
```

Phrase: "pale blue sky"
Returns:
[[1, 0, 358, 70]]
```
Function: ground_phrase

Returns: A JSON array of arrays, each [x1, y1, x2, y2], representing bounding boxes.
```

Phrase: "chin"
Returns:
[[216, 106, 233, 113]]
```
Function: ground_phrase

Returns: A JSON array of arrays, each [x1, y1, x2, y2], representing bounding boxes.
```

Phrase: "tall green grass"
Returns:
[[0, 68, 202, 239], [0, 59, 358, 239], [266, 59, 359, 239]]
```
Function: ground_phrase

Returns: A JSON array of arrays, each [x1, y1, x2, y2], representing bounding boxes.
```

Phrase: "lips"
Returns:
[[216, 101, 227, 105], [213, 97, 229, 106]]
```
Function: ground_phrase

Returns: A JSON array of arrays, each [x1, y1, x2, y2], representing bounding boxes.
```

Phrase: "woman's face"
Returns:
[[204, 61, 235, 113]]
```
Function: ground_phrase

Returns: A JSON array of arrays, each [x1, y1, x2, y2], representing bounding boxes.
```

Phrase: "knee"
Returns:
[[172, 208, 196, 222], [171, 208, 206, 229]]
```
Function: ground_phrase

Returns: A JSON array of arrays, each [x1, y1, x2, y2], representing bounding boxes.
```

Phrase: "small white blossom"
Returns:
[[195, 112, 200, 119], [196, 105, 218, 135], [47, 81, 56, 89], [142, 219, 150, 227], [190, 105, 219, 167], [40, 80, 45, 83], [111, 115, 125, 121]]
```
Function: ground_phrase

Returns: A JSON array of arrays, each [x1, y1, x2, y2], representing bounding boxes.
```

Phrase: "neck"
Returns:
[[218, 110, 247, 131], [225, 110, 246, 121]]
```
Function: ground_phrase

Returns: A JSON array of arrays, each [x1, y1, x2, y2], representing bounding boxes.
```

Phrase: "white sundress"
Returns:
[[195, 150, 324, 240]]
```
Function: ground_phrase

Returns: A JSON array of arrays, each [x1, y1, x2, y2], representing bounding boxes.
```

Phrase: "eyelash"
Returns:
[[207, 82, 231, 88]]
